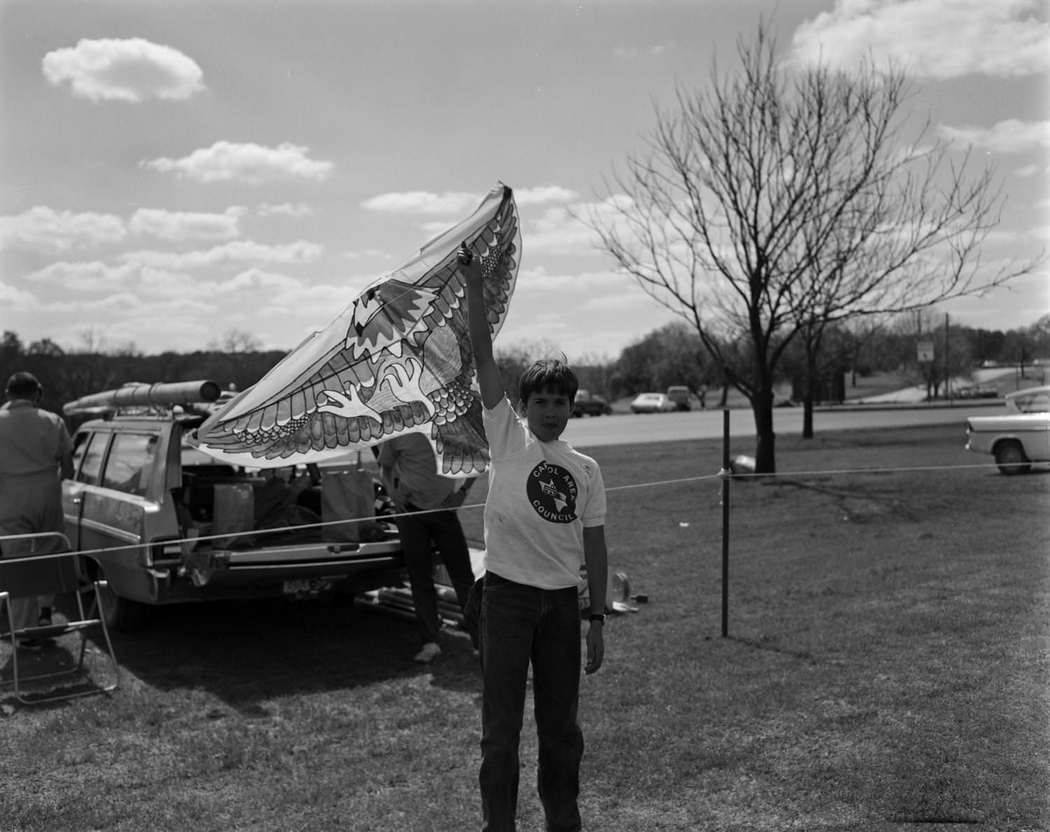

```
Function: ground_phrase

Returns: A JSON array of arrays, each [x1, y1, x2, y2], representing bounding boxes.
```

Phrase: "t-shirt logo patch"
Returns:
[[527, 461, 577, 524]]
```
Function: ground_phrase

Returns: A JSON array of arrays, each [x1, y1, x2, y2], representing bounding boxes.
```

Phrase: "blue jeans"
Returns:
[[479, 572, 583, 832], [395, 506, 475, 645]]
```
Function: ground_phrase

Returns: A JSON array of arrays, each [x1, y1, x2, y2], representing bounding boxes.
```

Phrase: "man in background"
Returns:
[[377, 432, 477, 663], [0, 372, 74, 650]]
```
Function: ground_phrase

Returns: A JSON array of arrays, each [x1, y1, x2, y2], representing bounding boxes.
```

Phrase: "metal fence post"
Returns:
[[721, 408, 730, 638]]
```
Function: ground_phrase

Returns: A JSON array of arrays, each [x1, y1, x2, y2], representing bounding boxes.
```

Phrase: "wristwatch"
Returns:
[[588, 613, 606, 624]]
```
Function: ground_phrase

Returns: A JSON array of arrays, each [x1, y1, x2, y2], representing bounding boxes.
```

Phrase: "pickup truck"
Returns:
[[61, 381, 405, 630]]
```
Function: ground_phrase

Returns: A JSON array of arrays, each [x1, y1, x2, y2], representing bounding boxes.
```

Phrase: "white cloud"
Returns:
[[1012, 163, 1047, 178], [48, 292, 150, 314], [516, 186, 578, 205], [25, 260, 141, 292], [942, 266, 1050, 328], [583, 290, 651, 313], [938, 119, 1050, 153], [136, 267, 210, 298], [1030, 223, 1050, 242], [514, 265, 634, 294], [120, 239, 323, 269], [498, 312, 569, 347], [44, 292, 217, 343], [144, 142, 333, 184], [364, 186, 578, 215], [417, 220, 458, 237], [524, 203, 606, 255], [221, 268, 304, 294], [343, 248, 392, 260], [129, 207, 245, 241], [980, 229, 1025, 247], [0, 280, 37, 306], [42, 38, 205, 102], [361, 190, 481, 215], [249, 281, 365, 326], [0, 206, 126, 253], [790, 0, 1050, 80], [256, 202, 313, 217], [614, 44, 674, 58], [133, 266, 307, 303]]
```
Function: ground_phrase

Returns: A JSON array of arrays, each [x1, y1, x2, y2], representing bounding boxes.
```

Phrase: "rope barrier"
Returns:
[[0, 456, 1016, 567], [606, 473, 723, 492], [721, 460, 1005, 480]]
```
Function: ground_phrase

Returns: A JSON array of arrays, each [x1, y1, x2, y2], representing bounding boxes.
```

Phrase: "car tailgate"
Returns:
[[181, 539, 403, 586]]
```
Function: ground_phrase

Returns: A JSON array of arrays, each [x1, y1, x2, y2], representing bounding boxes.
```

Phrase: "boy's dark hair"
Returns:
[[5, 371, 41, 399], [518, 359, 578, 405]]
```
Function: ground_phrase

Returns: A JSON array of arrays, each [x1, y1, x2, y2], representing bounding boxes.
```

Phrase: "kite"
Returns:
[[191, 183, 520, 476]]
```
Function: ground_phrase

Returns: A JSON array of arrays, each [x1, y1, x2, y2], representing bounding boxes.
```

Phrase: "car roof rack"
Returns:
[[63, 380, 222, 418]]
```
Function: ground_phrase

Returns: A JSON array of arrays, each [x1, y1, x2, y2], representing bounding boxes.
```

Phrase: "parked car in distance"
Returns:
[[954, 384, 999, 399], [964, 385, 1050, 474], [1005, 385, 1050, 413], [666, 385, 691, 411], [572, 389, 612, 417], [630, 392, 676, 414]]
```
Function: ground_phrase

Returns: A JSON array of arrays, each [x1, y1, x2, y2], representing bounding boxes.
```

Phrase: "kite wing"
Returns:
[[191, 183, 520, 476]]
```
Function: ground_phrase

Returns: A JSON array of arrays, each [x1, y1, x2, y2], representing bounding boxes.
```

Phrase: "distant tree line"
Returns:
[[601, 314, 1050, 404], [3, 314, 1046, 428], [0, 330, 284, 422]]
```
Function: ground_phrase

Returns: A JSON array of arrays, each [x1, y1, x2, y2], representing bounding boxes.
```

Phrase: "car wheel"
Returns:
[[85, 558, 150, 632], [994, 441, 1031, 475]]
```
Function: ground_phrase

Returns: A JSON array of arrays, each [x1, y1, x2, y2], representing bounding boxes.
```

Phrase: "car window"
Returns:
[[101, 433, 159, 496], [71, 431, 90, 468], [1016, 393, 1050, 412], [75, 432, 108, 486]]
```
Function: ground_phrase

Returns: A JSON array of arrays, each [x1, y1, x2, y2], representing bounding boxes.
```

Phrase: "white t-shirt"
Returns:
[[481, 397, 606, 590]]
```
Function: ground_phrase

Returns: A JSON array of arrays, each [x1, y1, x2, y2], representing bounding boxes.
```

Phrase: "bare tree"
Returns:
[[794, 317, 845, 438], [588, 23, 1036, 472], [212, 328, 263, 354]]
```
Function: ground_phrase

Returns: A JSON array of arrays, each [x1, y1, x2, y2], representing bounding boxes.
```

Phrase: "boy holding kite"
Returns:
[[461, 242, 608, 832]]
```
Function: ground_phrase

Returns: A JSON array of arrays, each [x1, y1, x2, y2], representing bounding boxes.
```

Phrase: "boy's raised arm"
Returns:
[[460, 244, 504, 410]]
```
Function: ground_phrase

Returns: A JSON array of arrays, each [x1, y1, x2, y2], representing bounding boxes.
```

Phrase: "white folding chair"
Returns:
[[0, 531, 120, 705]]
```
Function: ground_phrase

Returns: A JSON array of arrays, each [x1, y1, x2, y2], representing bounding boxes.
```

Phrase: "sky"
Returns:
[[1, 0, 1048, 363]]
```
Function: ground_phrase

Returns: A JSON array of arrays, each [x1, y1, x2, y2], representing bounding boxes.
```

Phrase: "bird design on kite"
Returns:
[[192, 184, 520, 476]]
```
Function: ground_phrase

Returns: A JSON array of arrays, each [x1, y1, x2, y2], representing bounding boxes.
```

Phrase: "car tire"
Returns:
[[84, 558, 151, 632], [994, 441, 1031, 475]]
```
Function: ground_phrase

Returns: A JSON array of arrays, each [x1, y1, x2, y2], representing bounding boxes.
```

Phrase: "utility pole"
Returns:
[[721, 409, 730, 638], [944, 312, 951, 403]]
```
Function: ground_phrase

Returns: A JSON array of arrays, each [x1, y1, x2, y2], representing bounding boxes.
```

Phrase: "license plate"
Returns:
[[282, 578, 333, 596]]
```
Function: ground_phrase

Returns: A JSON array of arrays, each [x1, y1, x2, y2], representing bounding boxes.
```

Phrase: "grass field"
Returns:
[[2, 424, 1048, 832]]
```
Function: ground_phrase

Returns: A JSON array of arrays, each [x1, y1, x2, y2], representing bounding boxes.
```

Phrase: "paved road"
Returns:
[[561, 404, 998, 449]]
